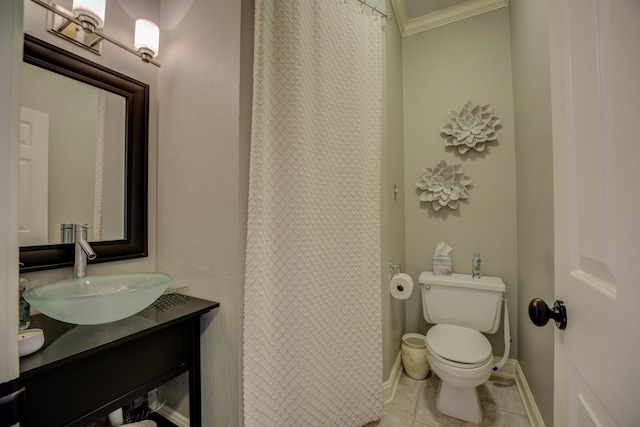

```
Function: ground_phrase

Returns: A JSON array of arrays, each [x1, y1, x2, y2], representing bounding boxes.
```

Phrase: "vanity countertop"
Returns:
[[19, 294, 219, 426], [20, 294, 219, 378]]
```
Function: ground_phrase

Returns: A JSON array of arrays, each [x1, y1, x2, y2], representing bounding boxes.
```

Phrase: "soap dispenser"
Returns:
[[19, 277, 31, 330]]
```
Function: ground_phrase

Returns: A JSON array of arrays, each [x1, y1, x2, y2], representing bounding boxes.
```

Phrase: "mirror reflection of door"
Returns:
[[20, 61, 126, 245], [19, 106, 49, 246]]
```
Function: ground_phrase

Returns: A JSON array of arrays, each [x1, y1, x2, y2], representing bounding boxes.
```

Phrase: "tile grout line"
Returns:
[[411, 381, 420, 426]]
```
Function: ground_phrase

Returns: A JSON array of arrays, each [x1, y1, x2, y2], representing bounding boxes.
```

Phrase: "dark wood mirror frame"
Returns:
[[20, 34, 149, 272]]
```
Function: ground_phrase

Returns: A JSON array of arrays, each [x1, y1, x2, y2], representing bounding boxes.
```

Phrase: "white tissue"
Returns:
[[390, 273, 414, 300], [434, 242, 452, 257], [433, 242, 453, 275]]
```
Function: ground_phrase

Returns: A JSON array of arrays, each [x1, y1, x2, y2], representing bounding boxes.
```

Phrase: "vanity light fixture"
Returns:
[[134, 19, 160, 63], [31, 0, 161, 67], [72, 0, 105, 32]]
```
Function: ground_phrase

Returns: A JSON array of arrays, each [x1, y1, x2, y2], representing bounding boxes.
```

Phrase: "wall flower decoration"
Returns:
[[440, 101, 500, 154], [416, 160, 472, 211]]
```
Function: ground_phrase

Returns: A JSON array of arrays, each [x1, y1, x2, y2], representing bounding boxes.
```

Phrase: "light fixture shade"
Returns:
[[72, 0, 106, 29], [134, 19, 160, 58]]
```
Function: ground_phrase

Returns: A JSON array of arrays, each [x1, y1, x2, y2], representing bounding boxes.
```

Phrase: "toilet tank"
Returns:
[[419, 272, 505, 334]]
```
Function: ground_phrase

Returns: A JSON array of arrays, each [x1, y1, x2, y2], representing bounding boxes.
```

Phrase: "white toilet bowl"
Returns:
[[425, 324, 494, 422]]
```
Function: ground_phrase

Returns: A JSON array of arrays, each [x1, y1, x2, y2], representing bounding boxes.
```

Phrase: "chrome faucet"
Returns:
[[74, 224, 96, 278]]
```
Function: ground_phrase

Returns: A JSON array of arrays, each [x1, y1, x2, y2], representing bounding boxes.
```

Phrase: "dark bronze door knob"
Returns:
[[528, 298, 567, 330]]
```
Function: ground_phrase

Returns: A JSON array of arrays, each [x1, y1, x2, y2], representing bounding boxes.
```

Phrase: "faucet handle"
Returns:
[[74, 224, 93, 240]]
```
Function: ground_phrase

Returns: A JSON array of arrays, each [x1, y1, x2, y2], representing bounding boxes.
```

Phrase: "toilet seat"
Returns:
[[426, 324, 492, 369]]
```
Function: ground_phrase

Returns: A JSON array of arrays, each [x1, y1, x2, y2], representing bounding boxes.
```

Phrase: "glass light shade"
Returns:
[[134, 19, 160, 58], [72, 0, 106, 29]]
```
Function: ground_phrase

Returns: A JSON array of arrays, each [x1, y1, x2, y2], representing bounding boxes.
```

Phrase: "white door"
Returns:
[[18, 106, 49, 246], [548, 0, 640, 426]]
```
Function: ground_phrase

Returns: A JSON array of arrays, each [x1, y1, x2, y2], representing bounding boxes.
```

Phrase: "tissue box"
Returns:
[[432, 256, 452, 276]]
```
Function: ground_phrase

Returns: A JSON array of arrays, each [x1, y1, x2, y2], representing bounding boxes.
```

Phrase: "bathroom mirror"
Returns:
[[20, 62, 127, 245], [19, 34, 148, 272]]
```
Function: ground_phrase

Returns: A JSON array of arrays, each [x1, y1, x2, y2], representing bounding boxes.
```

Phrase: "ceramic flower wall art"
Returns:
[[440, 101, 501, 154], [416, 160, 472, 211]]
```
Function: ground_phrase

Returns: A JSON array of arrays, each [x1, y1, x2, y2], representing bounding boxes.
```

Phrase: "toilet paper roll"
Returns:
[[390, 273, 414, 300]]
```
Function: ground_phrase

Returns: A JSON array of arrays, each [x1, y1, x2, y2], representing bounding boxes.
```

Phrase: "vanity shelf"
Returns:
[[19, 295, 219, 426]]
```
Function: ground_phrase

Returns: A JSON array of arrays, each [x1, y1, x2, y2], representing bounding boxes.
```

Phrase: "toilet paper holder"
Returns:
[[389, 262, 403, 274], [389, 263, 404, 290]]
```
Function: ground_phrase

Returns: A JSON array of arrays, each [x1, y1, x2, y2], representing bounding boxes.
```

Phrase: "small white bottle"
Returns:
[[472, 252, 481, 279], [107, 408, 124, 426]]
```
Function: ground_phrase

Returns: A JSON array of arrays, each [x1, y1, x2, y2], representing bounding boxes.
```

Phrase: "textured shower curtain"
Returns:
[[243, 0, 383, 425]]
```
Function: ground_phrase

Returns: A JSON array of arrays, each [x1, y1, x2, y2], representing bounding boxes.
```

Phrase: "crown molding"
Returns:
[[391, 0, 510, 37], [390, 0, 410, 35]]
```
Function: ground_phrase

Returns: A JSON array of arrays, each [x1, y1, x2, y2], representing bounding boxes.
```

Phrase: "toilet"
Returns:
[[419, 271, 509, 423]]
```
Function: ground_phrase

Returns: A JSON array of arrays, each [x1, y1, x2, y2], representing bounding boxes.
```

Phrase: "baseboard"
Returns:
[[382, 351, 403, 405], [515, 361, 546, 427], [489, 357, 545, 426], [156, 406, 190, 427], [491, 355, 517, 378]]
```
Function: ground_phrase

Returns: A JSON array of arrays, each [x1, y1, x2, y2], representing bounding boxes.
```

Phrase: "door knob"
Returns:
[[528, 298, 567, 330]]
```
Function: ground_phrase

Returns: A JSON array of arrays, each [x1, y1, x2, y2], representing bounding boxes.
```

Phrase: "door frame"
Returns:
[[0, 0, 23, 389]]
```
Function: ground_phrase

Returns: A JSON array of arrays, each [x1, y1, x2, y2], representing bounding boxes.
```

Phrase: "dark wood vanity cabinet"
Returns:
[[19, 296, 219, 427]]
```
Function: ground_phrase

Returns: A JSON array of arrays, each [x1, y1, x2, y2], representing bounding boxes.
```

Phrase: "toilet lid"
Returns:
[[426, 324, 492, 365]]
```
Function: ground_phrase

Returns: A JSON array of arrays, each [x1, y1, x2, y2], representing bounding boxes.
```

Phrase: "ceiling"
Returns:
[[390, 0, 510, 37], [404, 0, 470, 19]]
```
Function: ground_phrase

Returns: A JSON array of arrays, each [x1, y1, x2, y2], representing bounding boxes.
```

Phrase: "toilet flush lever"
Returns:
[[528, 298, 567, 330]]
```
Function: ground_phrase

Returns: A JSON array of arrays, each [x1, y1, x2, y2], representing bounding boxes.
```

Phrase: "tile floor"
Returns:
[[368, 371, 531, 426]]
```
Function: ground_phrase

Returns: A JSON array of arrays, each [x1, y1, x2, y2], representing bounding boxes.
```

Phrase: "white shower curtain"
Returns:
[[243, 0, 383, 425]]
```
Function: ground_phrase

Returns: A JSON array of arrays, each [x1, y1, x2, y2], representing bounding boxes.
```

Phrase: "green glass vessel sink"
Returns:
[[23, 273, 172, 325]]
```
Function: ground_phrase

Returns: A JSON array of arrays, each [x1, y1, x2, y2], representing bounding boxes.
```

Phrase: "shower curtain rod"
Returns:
[[351, 0, 393, 21]]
